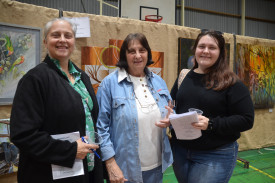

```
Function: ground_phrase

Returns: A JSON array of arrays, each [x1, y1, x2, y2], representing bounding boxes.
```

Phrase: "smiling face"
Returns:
[[195, 35, 220, 73], [126, 39, 148, 77], [44, 20, 75, 62]]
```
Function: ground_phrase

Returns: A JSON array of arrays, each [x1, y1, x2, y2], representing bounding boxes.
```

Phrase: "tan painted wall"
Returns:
[[0, 0, 274, 181]]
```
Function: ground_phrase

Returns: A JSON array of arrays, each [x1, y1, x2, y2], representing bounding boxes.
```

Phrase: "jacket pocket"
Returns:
[[111, 98, 126, 123], [157, 89, 170, 104], [158, 89, 170, 97], [111, 98, 128, 153]]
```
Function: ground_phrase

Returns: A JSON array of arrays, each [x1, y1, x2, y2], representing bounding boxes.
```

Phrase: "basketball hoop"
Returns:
[[145, 15, 163, 23]]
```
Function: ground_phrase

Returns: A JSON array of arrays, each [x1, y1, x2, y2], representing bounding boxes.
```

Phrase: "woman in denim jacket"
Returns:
[[96, 33, 173, 183]]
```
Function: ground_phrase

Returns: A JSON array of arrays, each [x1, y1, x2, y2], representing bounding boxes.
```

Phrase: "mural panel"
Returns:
[[235, 44, 275, 109], [0, 23, 41, 105]]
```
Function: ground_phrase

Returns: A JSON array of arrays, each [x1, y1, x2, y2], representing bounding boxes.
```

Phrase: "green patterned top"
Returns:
[[50, 57, 95, 172]]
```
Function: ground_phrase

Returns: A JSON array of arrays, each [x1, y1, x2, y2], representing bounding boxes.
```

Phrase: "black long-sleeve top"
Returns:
[[170, 69, 254, 150]]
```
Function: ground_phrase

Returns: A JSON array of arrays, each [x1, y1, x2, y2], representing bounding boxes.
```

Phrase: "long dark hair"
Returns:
[[192, 30, 239, 91], [116, 33, 154, 71]]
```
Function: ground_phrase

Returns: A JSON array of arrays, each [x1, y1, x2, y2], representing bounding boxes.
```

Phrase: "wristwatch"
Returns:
[[207, 119, 213, 131]]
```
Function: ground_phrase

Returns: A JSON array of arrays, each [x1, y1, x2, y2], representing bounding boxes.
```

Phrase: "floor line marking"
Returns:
[[237, 160, 275, 180], [239, 151, 275, 158]]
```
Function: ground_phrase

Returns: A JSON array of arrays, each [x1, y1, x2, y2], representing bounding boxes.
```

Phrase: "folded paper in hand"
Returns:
[[51, 132, 84, 180], [169, 111, 202, 140]]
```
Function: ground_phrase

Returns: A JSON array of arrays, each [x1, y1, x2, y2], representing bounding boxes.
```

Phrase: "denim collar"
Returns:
[[118, 68, 154, 83]]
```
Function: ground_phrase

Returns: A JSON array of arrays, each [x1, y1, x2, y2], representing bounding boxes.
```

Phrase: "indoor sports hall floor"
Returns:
[[163, 146, 275, 183]]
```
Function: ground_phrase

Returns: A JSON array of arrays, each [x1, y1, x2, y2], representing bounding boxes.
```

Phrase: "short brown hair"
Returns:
[[116, 33, 154, 71]]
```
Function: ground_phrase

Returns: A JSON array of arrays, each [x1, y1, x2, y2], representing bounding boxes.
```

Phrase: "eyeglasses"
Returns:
[[134, 84, 159, 114], [136, 99, 158, 113], [127, 73, 160, 113], [201, 29, 223, 35]]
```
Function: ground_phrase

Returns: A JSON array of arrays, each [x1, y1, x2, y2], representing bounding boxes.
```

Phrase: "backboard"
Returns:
[[119, 0, 175, 24]]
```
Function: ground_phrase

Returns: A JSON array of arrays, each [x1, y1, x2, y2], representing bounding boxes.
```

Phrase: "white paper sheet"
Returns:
[[169, 111, 202, 140], [64, 17, 91, 38], [51, 132, 84, 180]]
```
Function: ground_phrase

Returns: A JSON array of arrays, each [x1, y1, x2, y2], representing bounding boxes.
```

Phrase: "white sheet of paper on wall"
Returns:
[[64, 17, 91, 38]]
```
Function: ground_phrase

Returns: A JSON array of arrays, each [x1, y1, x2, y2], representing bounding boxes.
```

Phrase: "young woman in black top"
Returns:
[[170, 30, 254, 183]]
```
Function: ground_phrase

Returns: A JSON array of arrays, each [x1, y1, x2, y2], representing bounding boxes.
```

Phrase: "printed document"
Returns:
[[51, 132, 84, 180], [64, 17, 90, 38], [169, 111, 202, 140]]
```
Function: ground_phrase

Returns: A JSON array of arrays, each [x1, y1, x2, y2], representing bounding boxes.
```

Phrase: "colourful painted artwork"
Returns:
[[235, 44, 275, 109], [82, 39, 164, 93], [0, 23, 41, 104], [0, 23, 40, 175]]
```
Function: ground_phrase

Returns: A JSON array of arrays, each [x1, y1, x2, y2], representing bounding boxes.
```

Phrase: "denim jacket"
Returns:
[[96, 68, 173, 182]]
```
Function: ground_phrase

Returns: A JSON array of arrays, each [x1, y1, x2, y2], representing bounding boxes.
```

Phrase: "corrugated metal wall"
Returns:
[[176, 0, 275, 40], [16, 0, 119, 17], [179, 0, 240, 34], [245, 0, 275, 40], [15, 0, 275, 40]]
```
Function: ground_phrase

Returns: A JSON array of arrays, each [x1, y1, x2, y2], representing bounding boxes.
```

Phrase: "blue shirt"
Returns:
[[96, 68, 173, 182]]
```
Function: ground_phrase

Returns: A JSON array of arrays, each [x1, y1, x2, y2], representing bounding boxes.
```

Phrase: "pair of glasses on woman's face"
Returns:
[[201, 29, 223, 35]]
